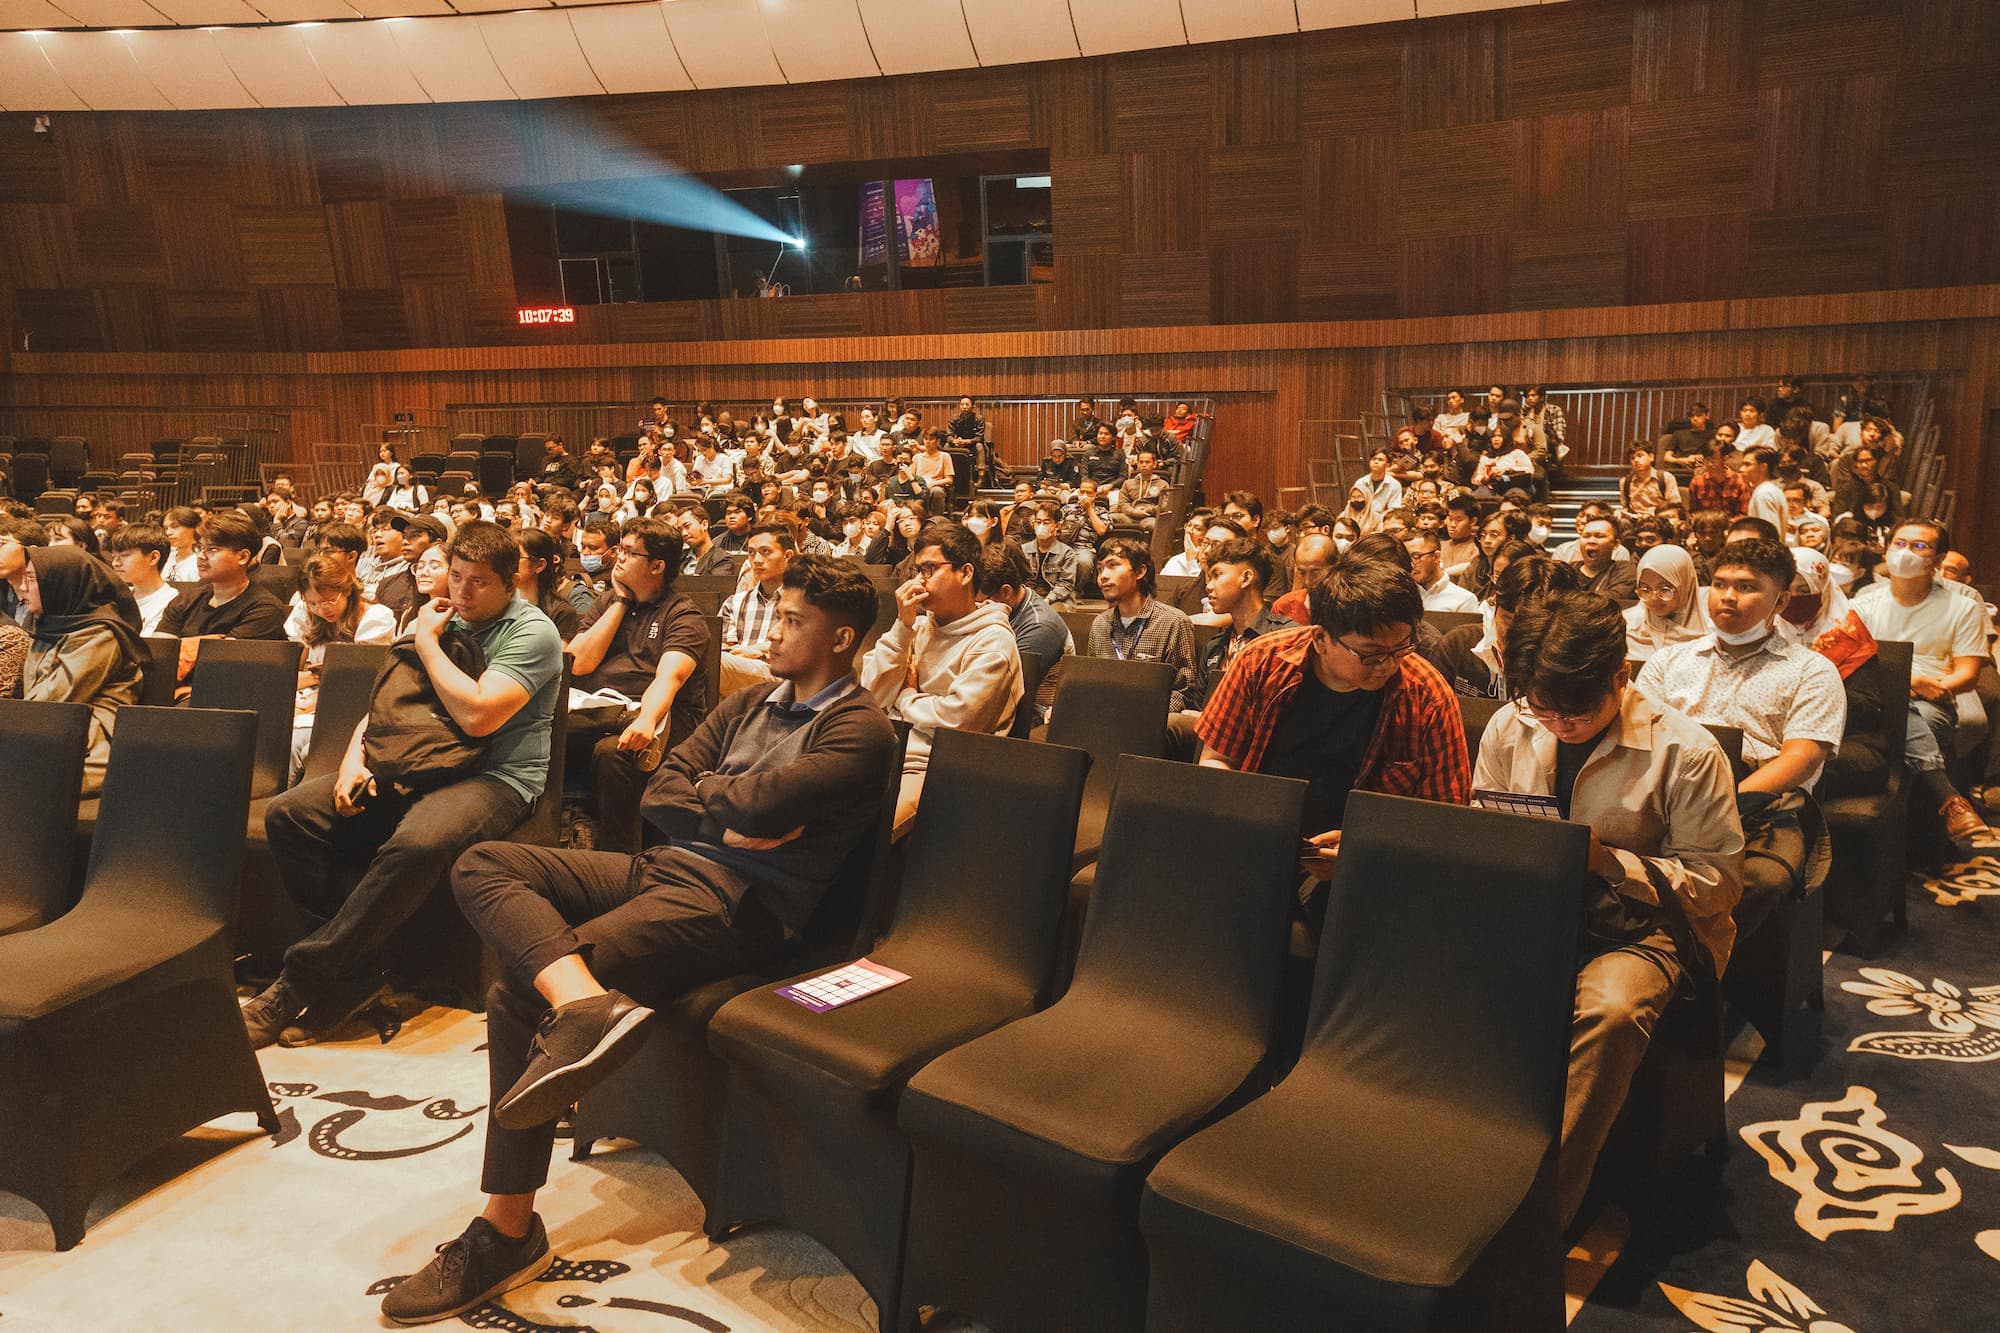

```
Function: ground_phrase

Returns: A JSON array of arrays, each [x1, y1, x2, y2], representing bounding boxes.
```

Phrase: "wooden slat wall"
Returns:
[[9, 285, 1998, 576], [1, 0, 1997, 358]]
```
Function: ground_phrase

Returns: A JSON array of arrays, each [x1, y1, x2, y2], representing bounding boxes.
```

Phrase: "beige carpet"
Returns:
[[0, 1001, 876, 1333]]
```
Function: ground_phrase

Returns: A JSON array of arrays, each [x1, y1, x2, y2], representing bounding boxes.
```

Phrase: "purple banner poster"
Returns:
[[894, 178, 940, 266]]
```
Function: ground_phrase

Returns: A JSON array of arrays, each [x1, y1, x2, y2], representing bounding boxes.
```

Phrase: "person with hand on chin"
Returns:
[[244, 522, 564, 1050], [378, 555, 896, 1326]]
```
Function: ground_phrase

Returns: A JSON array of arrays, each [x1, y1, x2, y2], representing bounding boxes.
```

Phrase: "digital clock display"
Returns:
[[516, 307, 577, 325]]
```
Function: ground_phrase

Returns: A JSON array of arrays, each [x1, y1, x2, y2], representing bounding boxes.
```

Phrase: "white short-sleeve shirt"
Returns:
[[1637, 631, 1848, 790], [1851, 580, 1989, 682]]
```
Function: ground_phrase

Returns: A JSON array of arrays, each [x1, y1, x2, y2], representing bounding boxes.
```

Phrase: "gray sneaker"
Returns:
[[493, 991, 655, 1131], [277, 974, 392, 1048], [241, 975, 307, 1050], [380, 1215, 552, 1325]]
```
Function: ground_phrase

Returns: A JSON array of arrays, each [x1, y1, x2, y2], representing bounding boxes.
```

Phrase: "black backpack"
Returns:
[[362, 628, 489, 794]]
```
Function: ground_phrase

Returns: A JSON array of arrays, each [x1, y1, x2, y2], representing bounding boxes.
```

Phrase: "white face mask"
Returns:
[[1267, 527, 1290, 544], [1528, 524, 1551, 544], [843, 522, 862, 540], [1828, 562, 1856, 590], [1882, 546, 1929, 580], [964, 517, 991, 536], [1712, 620, 1773, 647], [1034, 523, 1054, 540], [1334, 537, 1352, 555], [812, 489, 829, 503]]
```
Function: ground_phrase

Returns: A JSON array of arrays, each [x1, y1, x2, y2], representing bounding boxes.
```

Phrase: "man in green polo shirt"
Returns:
[[244, 521, 564, 1048]]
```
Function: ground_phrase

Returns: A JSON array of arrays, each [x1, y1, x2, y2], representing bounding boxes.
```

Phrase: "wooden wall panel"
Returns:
[[0, 0, 1997, 361]]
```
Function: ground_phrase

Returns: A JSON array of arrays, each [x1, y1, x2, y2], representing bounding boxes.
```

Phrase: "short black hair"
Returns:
[[783, 554, 878, 639], [1713, 538, 1796, 590], [318, 522, 367, 556], [1220, 489, 1264, 523], [1205, 536, 1272, 590], [979, 541, 1032, 598], [1893, 517, 1952, 558], [1502, 591, 1628, 716], [915, 520, 981, 573], [1493, 552, 1580, 614], [1446, 492, 1481, 516], [622, 516, 685, 580], [747, 521, 799, 552], [164, 506, 200, 530], [1308, 556, 1424, 640], [1346, 531, 1412, 572], [104, 522, 168, 568], [445, 519, 521, 579], [1097, 535, 1156, 596], [200, 510, 260, 555], [1727, 516, 1783, 543]]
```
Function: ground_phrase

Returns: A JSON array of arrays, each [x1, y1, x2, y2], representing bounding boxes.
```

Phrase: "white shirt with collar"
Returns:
[[1636, 629, 1847, 790], [1419, 572, 1479, 613]]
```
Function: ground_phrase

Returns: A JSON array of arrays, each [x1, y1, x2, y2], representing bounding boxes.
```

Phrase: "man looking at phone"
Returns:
[[244, 522, 564, 1048]]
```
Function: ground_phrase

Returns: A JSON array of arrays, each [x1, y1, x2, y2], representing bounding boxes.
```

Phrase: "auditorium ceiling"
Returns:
[[0, 0, 1564, 110]]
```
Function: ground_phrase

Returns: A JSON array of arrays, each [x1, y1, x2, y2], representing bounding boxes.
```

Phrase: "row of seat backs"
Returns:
[[0, 700, 258, 941]]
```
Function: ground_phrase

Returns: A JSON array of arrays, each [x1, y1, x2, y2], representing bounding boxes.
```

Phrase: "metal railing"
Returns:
[[1382, 375, 1942, 474]]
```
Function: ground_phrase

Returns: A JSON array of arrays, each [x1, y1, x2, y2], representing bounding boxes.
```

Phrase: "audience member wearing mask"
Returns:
[[1850, 519, 1993, 846], [1476, 590, 1742, 1230], [8, 544, 148, 794], [1639, 539, 1846, 931], [1623, 544, 1707, 662], [1022, 501, 1079, 606]]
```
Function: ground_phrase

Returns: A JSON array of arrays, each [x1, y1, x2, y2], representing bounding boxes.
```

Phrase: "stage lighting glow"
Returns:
[[508, 135, 797, 250]]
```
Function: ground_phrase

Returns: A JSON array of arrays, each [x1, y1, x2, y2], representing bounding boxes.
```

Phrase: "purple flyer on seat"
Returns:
[[776, 958, 911, 1012]]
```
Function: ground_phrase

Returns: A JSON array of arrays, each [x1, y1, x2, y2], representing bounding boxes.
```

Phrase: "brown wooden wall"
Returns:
[[9, 285, 2000, 576], [2, 0, 1996, 356]]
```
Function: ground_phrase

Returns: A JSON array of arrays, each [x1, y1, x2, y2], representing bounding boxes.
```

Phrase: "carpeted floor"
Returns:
[[4, 846, 1997, 1332]]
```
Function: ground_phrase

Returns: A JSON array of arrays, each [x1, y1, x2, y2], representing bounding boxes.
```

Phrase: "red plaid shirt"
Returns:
[[1196, 626, 1471, 806], [1688, 466, 1748, 517]]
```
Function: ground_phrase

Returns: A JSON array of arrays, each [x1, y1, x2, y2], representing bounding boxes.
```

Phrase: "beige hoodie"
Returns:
[[859, 598, 1022, 773]]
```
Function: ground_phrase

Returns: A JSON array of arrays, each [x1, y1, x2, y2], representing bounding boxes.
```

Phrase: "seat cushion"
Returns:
[[1145, 1077, 1549, 1288], [0, 909, 224, 1021], [900, 1002, 1264, 1178], [709, 961, 1033, 1102]]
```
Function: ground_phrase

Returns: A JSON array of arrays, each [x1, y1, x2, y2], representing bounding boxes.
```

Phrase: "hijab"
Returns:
[[1623, 543, 1706, 658], [1777, 547, 1851, 646], [24, 545, 150, 664]]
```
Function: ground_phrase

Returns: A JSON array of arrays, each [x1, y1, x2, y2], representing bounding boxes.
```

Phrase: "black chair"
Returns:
[[410, 453, 446, 480], [190, 638, 303, 801], [514, 436, 546, 481], [570, 726, 911, 1221], [1008, 649, 1047, 739], [450, 433, 484, 454], [49, 436, 89, 488], [895, 759, 1307, 1333], [139, 636, 181, 707], [250, 562, 303, 600], [706, 732, 1090, 1330], [702, 614, 723, 714], [237, 642, 389, 971], [1458, 694, 1506, 763], [1060, 607, 1100, 653], [1140, 791, 1587, 1331], [36, 491, 75, 516], [1824, 639, 1914, 955], [477, 453, 514, 499], [0, 706, 270, 1249], [1045, 655, 1172, 872], [481, 433, 518, 456], [10, 453, 47, 501], [0, 700, 91, 936]]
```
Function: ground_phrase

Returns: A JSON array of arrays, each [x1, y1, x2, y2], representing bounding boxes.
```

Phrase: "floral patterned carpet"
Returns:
[[1572, 847, 2000, 1331]]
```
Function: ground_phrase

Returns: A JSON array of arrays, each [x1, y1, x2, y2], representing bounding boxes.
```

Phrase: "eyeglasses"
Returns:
[[614, 544, 652, 560], [912, 561, 956, 580], [1636, 582, 1680, 598], [1890, 537, 1935, 553], [1520, 698, 1600, 727], [1331, 632, 1418, 668]]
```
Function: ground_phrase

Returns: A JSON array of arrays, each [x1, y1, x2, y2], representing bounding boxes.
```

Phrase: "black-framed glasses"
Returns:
[[1332, 632, 1418, 668]]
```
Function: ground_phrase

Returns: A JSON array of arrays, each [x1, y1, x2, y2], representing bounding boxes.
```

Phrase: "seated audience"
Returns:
[[1407, 530, 1479, 613], [1112, 446, 1170, 532], [1170, 536, 1295, 757], [513, 529, 582, 642], [1618, 442, 1681, 520], [1089, 536, 1197, 701], [1271, 532, 1335, 625], [1474, 590, 1742, 1228], [1021, 501, 1079, 605], [860, 521, 1022, 834], [981, 542, 1072, 722], [1850, 518, 1994, 846], [7, 545, 147, 794], [1638, 539, 1847, 927], [1624, 543, 1708, 662], [1437, 552, 1577, 699], [718, 524, 794, 696], [1199, 555, 1469, 895], [1566, 515, 1639, 601], [102, 523, 181, 635], [289, 553, 397, 773], [161, 506, 203, 582], [244, 523, 563, 1049], [160, 511, 292, 686], [565, 518, 710, 855]]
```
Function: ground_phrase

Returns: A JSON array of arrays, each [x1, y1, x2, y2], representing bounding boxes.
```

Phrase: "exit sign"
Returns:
[[517, 306, 577, 325]]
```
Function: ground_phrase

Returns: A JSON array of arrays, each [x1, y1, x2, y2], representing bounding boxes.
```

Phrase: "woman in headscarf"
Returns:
[[1623, 543, 1707, 662], [1782, 547, 1887, 799], [1776, 547, 1852, 649], [1792, 510, 1830, 552], [10, 545, 148, 793]]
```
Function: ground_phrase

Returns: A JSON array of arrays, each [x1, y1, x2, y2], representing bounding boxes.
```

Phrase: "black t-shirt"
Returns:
[[1260, 670, 1385, 835], [159, 583, 291, 641], [1554, 733, 1606, 821], [575, 589, 711, 744]]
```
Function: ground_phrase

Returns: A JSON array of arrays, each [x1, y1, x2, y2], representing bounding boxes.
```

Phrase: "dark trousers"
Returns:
[[565, 716, 667, 855], [451, 841, 789, 1195], [266, 772, 530, 998]]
